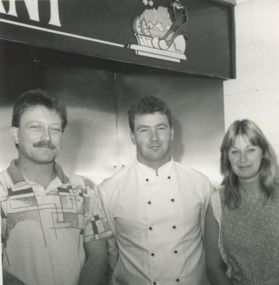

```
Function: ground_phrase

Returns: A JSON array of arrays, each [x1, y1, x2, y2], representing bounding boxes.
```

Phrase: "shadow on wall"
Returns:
[[172, 116, 184, 163], [57, 119, 84, 175]]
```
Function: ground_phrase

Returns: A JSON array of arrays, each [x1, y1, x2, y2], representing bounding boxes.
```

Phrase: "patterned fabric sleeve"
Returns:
[[71, 176, 113, 243], [84, 177, 113, 242], [0, 183, 8, 251], [211, 190, 232, 277]]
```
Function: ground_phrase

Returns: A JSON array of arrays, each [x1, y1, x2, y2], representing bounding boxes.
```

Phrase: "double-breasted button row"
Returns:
[[147, 225, 177, 230], [147, 199, 175, 205], [152, 278, 180, 284], [145, 176, 171, 182], [150, 250, 178, 256]]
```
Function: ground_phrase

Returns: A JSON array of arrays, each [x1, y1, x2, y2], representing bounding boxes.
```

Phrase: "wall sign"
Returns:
[[0, 0, 61, 27], [129, 0, 189, 63], [0, 0, 235, 79]]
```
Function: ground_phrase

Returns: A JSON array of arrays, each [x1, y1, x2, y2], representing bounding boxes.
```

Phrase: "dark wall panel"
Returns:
[[0, 0, 235, 78]]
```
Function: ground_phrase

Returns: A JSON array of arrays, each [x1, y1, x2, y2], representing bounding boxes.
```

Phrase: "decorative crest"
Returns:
[[129, 0, 189, 63]]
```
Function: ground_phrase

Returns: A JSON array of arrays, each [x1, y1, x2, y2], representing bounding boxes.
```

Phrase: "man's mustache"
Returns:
[[33, 140, 56, 149]]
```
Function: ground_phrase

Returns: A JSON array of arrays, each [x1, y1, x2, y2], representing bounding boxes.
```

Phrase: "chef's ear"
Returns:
[[11, 127, 19, 146], [130, 131, 136, 145]]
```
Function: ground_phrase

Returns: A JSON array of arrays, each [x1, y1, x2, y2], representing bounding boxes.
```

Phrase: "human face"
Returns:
[[130, 112, 174, 170], [228, 135, 263, 181], [11, 105, 63, 165]]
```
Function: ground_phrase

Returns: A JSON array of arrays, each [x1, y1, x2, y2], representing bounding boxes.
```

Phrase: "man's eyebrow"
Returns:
[[136, 125, 149, 130], [24, 120, 41, 125], [136, 123, 168, 130], [156, 123, 168, 127]]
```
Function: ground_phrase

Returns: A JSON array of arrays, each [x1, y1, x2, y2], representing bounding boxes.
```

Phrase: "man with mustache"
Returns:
[[100, 95, 213, 285], [0, 89, 112, 285]]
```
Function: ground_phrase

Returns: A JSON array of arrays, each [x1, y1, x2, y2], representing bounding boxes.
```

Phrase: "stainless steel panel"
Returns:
[[115, 72, 224, 186], [0, 59, 119, 184], [0, 42, 224, 186]]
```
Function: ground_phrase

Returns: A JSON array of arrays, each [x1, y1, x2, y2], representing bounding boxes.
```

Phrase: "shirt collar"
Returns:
[[7, 159, 69, 185], [136, 159, 174, 177]]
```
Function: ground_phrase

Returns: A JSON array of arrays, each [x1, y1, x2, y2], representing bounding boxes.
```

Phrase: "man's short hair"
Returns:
[[12, 89, 67, 132], [128, 96, 172, 132]]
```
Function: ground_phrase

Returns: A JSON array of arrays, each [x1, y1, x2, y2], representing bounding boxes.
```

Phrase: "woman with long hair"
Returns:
[[205, 119, 279, 285]]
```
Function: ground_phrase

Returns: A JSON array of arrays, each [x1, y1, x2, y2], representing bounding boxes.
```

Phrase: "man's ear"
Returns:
[[171, 127, 174, 141], [130, 131, 136, 145], [11, 127, 19, 145]]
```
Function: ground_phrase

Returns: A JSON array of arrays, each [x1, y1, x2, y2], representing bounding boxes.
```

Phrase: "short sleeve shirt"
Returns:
[[1, 160, 112, 285]]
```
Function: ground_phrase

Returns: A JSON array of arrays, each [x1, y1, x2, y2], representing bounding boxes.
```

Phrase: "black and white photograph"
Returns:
[[0, 0, 278, 284]]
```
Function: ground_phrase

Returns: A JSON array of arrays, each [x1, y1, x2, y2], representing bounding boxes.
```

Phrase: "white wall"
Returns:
[[224, 0, 279, 158]]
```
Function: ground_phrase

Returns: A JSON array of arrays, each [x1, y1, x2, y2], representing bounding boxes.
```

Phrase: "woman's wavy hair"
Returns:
[[220, 119, 278, 210]]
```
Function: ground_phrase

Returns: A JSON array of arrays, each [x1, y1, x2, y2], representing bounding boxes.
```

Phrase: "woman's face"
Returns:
[[228, 135, 263, 180]]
